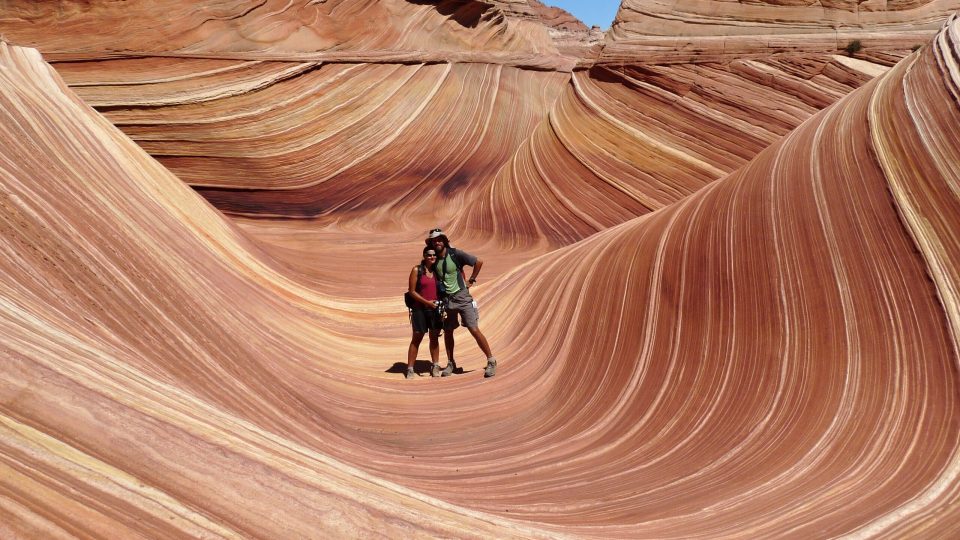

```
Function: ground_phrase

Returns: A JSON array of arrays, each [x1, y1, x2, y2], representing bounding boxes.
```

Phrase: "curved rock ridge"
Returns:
[[102, 61, 569, 218], [610, 0, 960, 37], [601, 0, 960, 63], [41, 43, 898, 236], [0, 0, 589, 67], [3, 14, 960, 538], [0, 42, 558, 539], [454, 52, 893, 245], [49, 56, 570, 220], [0, 1, 944, 236], [491, 0, 606, 58], [492, 0, 588, 31]]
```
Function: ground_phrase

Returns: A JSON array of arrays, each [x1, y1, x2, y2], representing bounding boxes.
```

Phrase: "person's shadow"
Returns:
[[385, 360, 469, 376]]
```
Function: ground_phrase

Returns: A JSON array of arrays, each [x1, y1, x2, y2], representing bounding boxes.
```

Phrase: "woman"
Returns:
[[406, 246, 442, 378]]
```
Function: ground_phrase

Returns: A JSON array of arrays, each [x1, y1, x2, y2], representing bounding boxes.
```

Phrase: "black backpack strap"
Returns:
[[448, 247, 463, 271]]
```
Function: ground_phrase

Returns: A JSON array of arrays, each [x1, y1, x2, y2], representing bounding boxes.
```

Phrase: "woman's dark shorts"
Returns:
[[411, 308, 442, 334]]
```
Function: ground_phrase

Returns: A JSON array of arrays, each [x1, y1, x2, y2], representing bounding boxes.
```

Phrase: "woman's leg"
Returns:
[[408, 332, 425, 369], [428, 329, 441, 376]]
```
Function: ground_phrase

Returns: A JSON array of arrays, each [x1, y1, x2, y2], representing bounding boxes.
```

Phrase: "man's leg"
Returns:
[[443, 329, 455, 363], [467, 326, 493, 358], [441, 329, 457, 376], [467, 326, 497, 377], [441, 296, 465, 377], [460, 298, 497, 378]]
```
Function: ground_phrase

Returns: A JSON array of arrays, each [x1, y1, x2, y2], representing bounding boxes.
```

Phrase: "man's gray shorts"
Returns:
[[444, 289, 479, 330]]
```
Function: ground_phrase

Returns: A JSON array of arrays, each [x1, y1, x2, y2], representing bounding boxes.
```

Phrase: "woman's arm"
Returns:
[[408, 266, 436, 308]]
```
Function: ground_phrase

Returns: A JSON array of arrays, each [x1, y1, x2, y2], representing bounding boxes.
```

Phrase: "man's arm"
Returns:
[[467, 259, 483, 286], [455, 249, 481, 286]]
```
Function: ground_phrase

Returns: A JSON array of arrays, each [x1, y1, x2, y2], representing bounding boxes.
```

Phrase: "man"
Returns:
[[427, 228, 497, 378]]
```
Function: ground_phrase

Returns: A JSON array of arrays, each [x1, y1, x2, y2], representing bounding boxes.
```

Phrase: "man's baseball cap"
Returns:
[[426, 228, 445, 239]]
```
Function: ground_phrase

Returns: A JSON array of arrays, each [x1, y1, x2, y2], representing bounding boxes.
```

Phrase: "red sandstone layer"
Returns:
[[600, 0, 956, 63], [1, 1, 960, 537], [2, 15, 960, 536]]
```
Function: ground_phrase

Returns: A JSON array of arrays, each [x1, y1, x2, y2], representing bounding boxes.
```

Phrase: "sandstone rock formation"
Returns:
[[2, 0, 960, 537], [454, 53, 894, 244], [493, 0, 587, 31], [610, 0, 960, 37], [602, 0, 950, 63], [0, 0, 589, 67]]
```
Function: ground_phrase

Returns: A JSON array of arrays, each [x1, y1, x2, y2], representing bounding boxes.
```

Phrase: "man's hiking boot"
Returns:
[[405, 366, 415, 379], [430, 363, 441, 377], [441, 360, 457, 377], [484, 358, 497, 378]]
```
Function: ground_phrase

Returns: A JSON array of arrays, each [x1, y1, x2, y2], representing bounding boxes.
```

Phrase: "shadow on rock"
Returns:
[[404, 0, 496, 29], [385, 360, 472, 375]]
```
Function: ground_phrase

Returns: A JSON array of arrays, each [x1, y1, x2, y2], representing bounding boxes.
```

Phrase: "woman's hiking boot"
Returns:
[[430, 362, 441, 377], [484, 357, 497, 378], [405, 366, 415, 379], [441, 359, 457, 377]]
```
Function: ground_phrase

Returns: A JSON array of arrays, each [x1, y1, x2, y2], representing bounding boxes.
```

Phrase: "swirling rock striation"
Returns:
[[1, 0, 941, 239], [2, 1, 960, 538], [454, 53, 896, 245], [0, 42, 563, 538], [0, 0, 591, 67], [601, 0, 957, 63], [4, 16, 960, 533], [610, 0, 960, 38], [23, 42, 904, 246]]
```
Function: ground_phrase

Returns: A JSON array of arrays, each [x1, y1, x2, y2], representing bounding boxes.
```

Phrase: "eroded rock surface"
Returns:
[[0, 0, 593, 67], [2, 0, 960, 537], [602, 0, 951, 63]]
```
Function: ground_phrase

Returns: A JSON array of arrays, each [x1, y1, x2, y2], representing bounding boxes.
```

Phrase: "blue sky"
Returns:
[[545, 0, 620, 30]]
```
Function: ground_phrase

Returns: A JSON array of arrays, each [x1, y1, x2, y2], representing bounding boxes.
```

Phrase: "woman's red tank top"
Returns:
[[418, 270, 438, 302]]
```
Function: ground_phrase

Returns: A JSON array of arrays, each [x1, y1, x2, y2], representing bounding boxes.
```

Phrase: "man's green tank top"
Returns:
[[438, 253, 461, 295]]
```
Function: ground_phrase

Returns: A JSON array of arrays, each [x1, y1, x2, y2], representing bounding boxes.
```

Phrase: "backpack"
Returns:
[[403, 264, 425, 309]]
